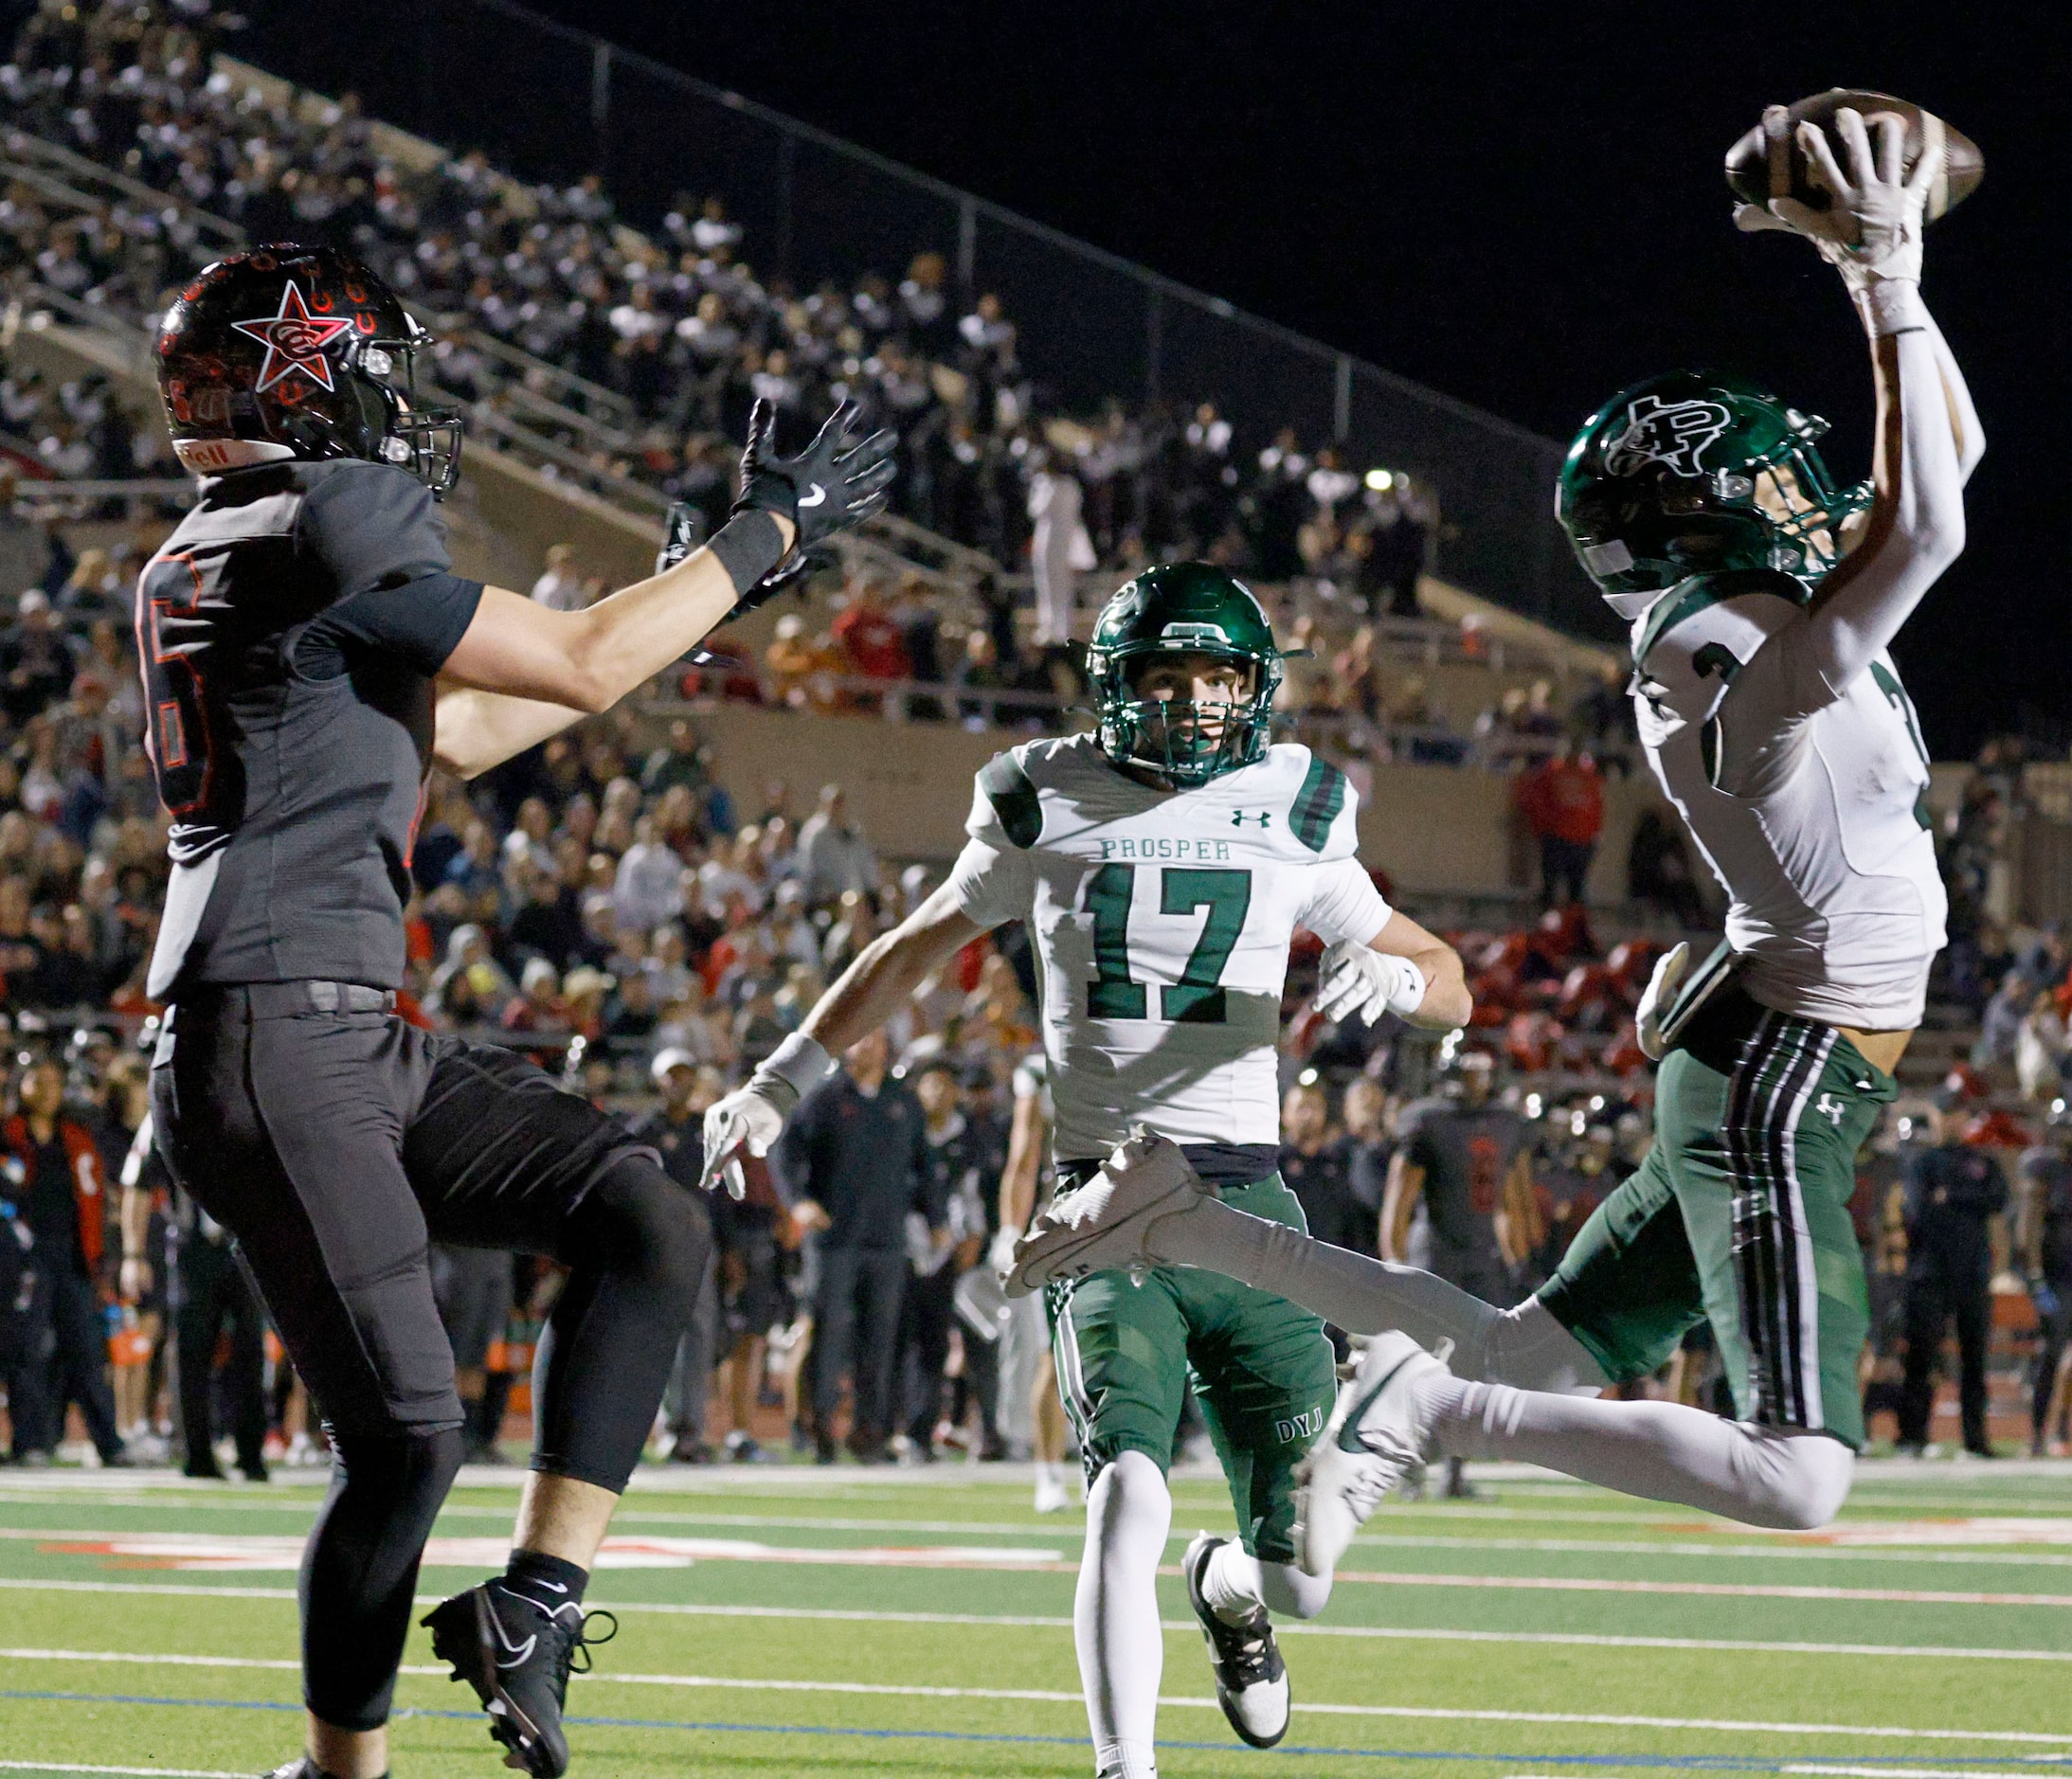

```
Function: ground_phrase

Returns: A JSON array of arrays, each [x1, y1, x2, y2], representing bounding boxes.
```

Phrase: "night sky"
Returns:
[[521, 0, 2068, 758]]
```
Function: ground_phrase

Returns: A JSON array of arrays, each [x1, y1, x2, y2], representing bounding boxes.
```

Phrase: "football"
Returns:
[[1724, 89, 1984, 224]]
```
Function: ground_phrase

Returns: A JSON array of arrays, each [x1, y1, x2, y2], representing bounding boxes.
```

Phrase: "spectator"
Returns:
[[796, 784, 878, 910], [2018, 1113, 2072, 1456], [775, 1029, 940, 1464], [1028, 456, 1086, 649], [831, 578, 913, 710], [1628, 806, 1706, 929], [0, 590, 75, 724], [1516, 742, 1604, 910], [2016, 989, 2068, 1103], [122, 1129, 266, 1481], [895, 1058, 979, 1459], [1898, 1096, 2009, 1458], [3, 1058, 128, 1466], [614, 814, 686, 937], [1278, 1079, 1370, 1259]]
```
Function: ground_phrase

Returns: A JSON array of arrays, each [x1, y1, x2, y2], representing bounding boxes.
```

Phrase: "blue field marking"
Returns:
[[0, 1689, 2052, 1770]]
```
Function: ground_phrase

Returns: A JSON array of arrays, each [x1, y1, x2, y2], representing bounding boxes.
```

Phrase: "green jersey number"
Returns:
[[1083, 863, 1252, 1024]]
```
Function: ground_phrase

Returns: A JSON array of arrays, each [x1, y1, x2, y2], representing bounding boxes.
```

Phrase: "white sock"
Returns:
[[1036, 1459, 1062, 1487], [1200, 1539, 1333, 1625], [1078, 1451, 1168, 1779], [1149, 1198, 1608, 1392], [1420, 1375, 1854, 1530]]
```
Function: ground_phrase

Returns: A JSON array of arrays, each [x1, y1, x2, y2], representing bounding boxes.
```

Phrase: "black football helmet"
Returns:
[[154, 244, 463, 496]]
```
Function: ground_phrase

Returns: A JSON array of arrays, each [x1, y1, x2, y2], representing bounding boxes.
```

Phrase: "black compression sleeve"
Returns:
[[704, 511, 788, 594], [296, 572, 486, 680]]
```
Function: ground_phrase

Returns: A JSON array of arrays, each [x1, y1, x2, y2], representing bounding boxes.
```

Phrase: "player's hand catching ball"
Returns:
[[1734, 104, 1942, 291], [1315, 939, 1428, 1027]]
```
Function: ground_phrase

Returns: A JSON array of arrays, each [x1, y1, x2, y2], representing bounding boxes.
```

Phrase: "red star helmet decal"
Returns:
[[230, 281, 354, 393]]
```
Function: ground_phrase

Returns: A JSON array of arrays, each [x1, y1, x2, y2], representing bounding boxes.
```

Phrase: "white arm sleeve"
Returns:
[[1297, 856, 1393, 948]]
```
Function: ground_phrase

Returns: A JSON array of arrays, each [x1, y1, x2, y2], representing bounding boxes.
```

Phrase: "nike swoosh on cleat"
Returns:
[[798, 483, 828, 508], [486, 1607, 538, 1668], [1336, 1351, 1419, 1452]]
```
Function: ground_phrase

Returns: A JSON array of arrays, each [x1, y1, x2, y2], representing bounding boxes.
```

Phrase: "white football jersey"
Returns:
[[1631, 570, 1946, 1031], [947, 734, 1391, 1161]]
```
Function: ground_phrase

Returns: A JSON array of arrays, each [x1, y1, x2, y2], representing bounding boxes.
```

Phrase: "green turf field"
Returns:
[[0, 1459, 2068, 1777]]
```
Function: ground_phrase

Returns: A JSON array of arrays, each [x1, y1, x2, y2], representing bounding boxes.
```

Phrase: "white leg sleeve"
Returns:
[[1199, 1540, 1333, 1625], [1151, 1199, 1608, 1393], [1424, 1375, 1855, 1531], [1076, 1450, 1169, 1778]]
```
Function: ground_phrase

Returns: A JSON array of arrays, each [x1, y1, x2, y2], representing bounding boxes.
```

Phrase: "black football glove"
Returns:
[[735, 398, 897, 548]]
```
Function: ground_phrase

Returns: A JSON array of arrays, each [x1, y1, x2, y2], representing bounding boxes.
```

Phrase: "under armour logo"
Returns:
[[1232, 811, 1271, 828], [1815, 1093, 1846, 1127], [798, 482, 828, 508], [1605, 394, 1733, 479]]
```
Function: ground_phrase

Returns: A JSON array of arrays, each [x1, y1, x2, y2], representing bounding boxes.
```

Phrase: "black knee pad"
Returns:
[[576, 1156, 712, 1305]]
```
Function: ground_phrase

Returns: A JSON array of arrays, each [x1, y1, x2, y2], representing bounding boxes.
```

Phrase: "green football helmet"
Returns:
[[1556, 370, 1871, 620], [1087, 562, 1283, 788]]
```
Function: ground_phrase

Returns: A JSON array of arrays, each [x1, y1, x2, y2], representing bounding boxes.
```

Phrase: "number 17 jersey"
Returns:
[[946, 734, 1391, 1163]]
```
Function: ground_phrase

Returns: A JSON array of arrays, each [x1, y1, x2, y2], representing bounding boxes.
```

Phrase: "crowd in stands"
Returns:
[[0, 0, 1438, 620]]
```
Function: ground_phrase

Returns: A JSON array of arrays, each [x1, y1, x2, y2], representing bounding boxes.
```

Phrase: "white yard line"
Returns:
[[3, 1648, 2069, 1744], [0, 1764, 250, 1778], [7, 1578, 2072, 1663]]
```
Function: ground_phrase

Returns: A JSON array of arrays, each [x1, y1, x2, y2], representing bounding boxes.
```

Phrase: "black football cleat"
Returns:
[[1182, 1531, 1289, 1749], [423, 1579, 617, 1776]]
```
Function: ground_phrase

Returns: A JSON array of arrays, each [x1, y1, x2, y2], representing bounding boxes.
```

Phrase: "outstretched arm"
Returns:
[[698, 883, 989, 1195], [434, 401, 896, 777], [1738, 106, 1976, 701]]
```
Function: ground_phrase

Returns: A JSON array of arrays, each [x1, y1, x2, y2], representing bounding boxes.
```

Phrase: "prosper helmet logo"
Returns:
[[231, 281, 354, 393], [1605, 395, 1733, 479]]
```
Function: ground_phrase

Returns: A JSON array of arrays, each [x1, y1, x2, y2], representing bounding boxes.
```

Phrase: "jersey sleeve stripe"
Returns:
[[977, 753, 1044, 849], [1289, 756, 1346, 854]]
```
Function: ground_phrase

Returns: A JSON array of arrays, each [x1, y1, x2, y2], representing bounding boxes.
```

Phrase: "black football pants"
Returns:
[[151, 984, 711, 1730]]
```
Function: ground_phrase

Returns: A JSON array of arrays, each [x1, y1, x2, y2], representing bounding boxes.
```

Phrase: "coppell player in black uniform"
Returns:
[[139, 245, 893, 1779]]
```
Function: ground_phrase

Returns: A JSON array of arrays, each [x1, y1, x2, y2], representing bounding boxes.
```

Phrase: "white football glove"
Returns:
[[1734, 104, 1941, 294], [1634, 942, 1689, 1063], [1315, 940, 1427, 1027], [988, 1223, 1022, 1279], [696, 1032, 835, 1199]]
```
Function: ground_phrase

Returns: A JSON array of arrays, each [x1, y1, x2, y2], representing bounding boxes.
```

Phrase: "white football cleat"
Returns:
[[1004, 1130, 1209, 1297], [1292, 1331, 1447, 1579]]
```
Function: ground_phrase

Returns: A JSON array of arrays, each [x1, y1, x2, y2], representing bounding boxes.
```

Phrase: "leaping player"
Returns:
[[701, 562, 1468, 1779], [1011, 104, 1979, 1558]]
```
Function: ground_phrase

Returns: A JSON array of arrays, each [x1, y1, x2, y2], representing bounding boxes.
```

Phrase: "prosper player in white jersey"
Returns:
[[701, 563, 1468, 1778], [1011, 105, 1979, 1565]]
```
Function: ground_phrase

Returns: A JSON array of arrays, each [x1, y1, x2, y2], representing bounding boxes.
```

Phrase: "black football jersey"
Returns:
[[138, 458, 483, 996], [1398, 1097, 1528, 1267]]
